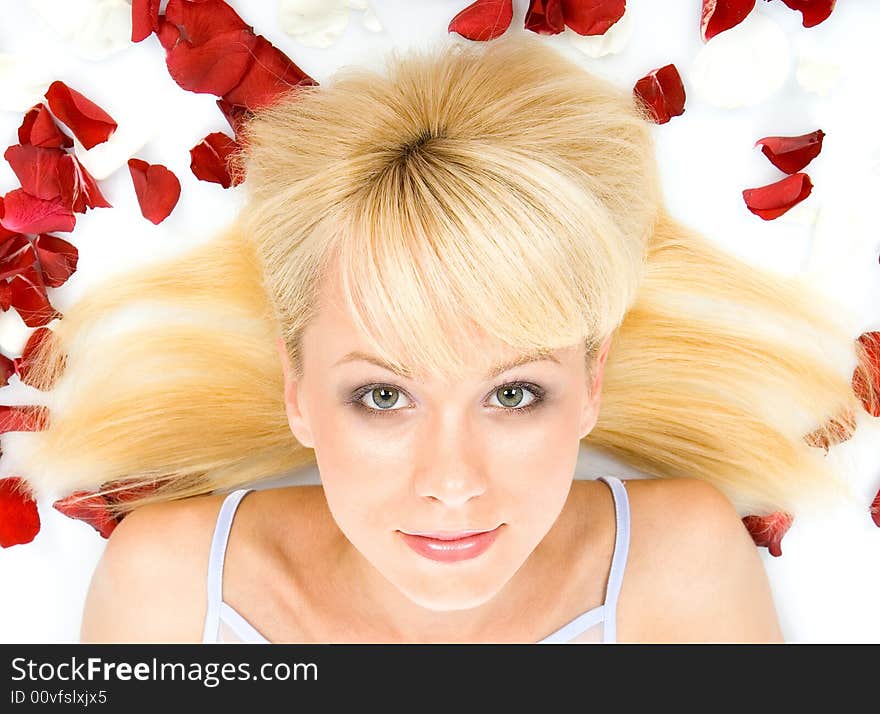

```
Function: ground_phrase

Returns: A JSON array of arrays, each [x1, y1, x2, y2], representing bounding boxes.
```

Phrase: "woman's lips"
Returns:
[[397, 525, 503, 563]]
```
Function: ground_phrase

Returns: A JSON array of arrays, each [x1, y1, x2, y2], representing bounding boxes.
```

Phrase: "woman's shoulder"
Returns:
[[79, 489, 239, 643], [610, 475, 783, 643]]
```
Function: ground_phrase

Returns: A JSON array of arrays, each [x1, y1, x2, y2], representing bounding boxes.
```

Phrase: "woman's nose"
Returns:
[[411, 409, 488, 507]]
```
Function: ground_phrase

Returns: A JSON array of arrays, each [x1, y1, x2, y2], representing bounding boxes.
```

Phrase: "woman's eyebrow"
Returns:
[[333, 350, 560, 380]]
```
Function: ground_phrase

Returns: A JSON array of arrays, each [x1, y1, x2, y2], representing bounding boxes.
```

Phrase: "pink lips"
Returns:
[[397, 525, 502, 563]]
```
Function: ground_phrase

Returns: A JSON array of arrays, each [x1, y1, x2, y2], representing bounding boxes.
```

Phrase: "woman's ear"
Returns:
[[276, 337, 315, 449], [578, 335, 613, 440]]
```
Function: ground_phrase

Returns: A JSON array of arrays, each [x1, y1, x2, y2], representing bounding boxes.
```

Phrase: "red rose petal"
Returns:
[[33, 233, 79, 288], [524, 0, 565, 35], [803, 407, 856, 452], [0, 281, 11, 311], [633, 63, 686, 124], [0, 190, 76, 234], [165, 28, 257, 96], [12, 326, 57, 388], [755, 129, 825, 174], [742, 511, 793, 557], [216, 98, 252, 138], [127, 158, 181, 225], [131, 0, 161, 42], [0, 352, 15, 386], [779, 0, 836, 28], [742, 173, 812, 220], [52, 491, 118, 539], [18, 104, 73, 149], [190, 131, 242, 188], [57, 154, 112, 214], [9, 263, 62, 327], [560, 0, 626, 36], [448, 0, 514, 41], [156, 16, 181, 50], [871, 488, 880, 528], [0, 477, 41, 547], [700, 0, 756, 43], [44, 81, 118, 150], [4, 144, 65, 200], [0, 404, 49, 433], [852, 331, 880, 418], [164, 0, 251, 46], [221, 34, 317, 112], [0, 233, 38, 281]]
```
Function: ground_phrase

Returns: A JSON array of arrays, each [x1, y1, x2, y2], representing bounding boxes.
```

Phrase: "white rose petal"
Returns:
[[690, 10, 791, 109], [795, 39, 842, 97], [566, 6, 633, 58], [361, 6, 383, 34], [27, 0, 132, 61], [278, 0, 351, 48], [73, 112, 157, 181], [0, 53, 53, 113]]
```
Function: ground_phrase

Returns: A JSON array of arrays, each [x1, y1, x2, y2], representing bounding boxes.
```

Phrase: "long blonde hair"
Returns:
[[8, 32, 874, 521]]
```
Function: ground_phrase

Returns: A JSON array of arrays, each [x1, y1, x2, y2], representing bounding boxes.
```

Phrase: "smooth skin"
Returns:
[[80, 271, 785, 644]]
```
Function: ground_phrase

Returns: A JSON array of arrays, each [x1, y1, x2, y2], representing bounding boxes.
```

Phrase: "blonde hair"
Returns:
[[9, 32, 874, 521]]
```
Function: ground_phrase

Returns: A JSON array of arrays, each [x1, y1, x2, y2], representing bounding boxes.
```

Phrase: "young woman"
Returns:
[[20, 32, 864, 643]]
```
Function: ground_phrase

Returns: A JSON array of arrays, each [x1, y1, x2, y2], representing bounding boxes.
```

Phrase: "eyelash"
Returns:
[[346, 380, 547, 418]]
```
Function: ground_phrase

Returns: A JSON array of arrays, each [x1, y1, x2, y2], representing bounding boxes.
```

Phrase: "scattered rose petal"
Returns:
[[9, 262, 63, 327], [633, 64, 686, 124], [871, 488, 880, 528], [52, 491, 118, 539], [220, 33, 318, 112], [700, 0, 756, 42], [803, 407, 856, 452], [4, 145, 66, 200], [742, 511, 793, 557], [449, 0, 513, 41], [18, 104, 73, 149], [0, 404, 49, 433], [0, 190, 76, 235], [690, 11, 791, 108], [0, 281, 11, 312], [27, 0, 132, 61], [190, 132, 242, 188], [559, 0, 625, 35], [156, 16, 181, 50], [163, 0, 252, 45], [131, 0, 161, 42], [57, 154, 113, 213], [524, 0, 565, 35], [32, 233, 79, 288], [852, 331, 880, 418], [755, 129, 825, 174], [0, 234, 37, 281], [127, 158, 181, 225], [0, 352, 15, 386], [567, 4, 633, 58], [44, 80, 118, 150], [0, 476, 41, 547], [279, 0, 356, 48], [0, 53, 54, 113], [742, 173, 812, 220], [795, 40, 841, 96], [216, 98, 252, 138], [779, 0, 836, 28], [165, 28, 258, 96], [12, 326, 58, 389]]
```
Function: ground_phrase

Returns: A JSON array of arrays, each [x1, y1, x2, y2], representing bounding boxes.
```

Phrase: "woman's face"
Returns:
[[277, 271, 612, 613]]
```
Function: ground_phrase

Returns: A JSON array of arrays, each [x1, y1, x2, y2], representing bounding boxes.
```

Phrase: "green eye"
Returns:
[[496, 385, 524, 408], [364, 386, 405, 410]]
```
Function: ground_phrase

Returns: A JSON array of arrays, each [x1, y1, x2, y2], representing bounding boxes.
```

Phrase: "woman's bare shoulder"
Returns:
[[618, 476, 783, 643], [79, 490, 230, 643]]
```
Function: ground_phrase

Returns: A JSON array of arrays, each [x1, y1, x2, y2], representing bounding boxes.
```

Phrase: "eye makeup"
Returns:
[[343, 378, 548, 418]]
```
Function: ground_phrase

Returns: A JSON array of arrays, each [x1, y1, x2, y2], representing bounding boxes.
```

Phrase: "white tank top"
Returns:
[[202, 475, 631, 644]]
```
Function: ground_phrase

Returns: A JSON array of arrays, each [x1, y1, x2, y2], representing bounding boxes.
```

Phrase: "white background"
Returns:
[[0, 0, 879, 643]]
